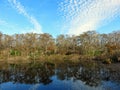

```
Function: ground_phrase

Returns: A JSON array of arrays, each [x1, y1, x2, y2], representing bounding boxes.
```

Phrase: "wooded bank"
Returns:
[[0, 31, 120, 64]]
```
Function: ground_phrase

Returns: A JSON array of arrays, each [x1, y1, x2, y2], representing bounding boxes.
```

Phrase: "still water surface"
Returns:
[[0, 62, 120, 90]]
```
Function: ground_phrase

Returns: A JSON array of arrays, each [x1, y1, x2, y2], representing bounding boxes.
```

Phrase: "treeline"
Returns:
[[0, 31, 120, 63]]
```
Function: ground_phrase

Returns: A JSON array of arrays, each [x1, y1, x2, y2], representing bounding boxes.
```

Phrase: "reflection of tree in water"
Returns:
[[56, 64, 101, 86], [0, 62, 120, 86], [0, 62, 55, 85], [56, 63, 120, 87]]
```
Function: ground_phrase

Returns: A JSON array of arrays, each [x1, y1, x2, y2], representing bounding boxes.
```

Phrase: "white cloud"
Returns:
[[0, 19, 7, 25], [59, 0, 120, 35], [8, 0, 43, 33], [0, 19, 35, 34], [0, 19, 16, 29]]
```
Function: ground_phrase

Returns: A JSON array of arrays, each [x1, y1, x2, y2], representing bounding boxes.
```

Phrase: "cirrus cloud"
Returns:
[[8, 0, 43, 33], [59, 0, 120, 35]]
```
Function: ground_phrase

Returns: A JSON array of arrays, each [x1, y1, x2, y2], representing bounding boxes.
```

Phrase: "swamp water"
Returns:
[[0, 62, 120, 90]]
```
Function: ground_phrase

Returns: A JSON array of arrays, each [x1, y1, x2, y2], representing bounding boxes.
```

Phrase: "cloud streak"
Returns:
[[8, 0, 43, 33], [0, 19, 15, 29], [59, 0, 120, 35], [0, 19, 28, 34], [0, 19, 7, 25]]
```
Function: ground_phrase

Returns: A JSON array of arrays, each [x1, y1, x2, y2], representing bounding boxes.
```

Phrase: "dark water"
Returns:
[[0, 62, 120, 90]]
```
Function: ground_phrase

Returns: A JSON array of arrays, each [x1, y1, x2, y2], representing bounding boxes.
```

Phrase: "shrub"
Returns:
[[102, 59, 111, 64], [10, 49, 21, 56]]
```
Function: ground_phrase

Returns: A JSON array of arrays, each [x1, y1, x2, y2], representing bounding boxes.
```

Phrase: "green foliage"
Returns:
[[10, 49, 21, 56], [94, 50, 102, 56]]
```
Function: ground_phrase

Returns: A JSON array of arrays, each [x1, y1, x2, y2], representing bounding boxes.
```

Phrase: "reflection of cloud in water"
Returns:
[[29, 84, 40, 90], [0, 63, 120, 90]]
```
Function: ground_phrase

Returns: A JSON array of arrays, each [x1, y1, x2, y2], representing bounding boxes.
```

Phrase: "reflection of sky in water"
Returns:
[[0, 76, 120, 90], [0, 63, 120, 90]]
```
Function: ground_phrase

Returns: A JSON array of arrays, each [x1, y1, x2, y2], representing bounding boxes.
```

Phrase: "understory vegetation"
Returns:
[[0, 31, 120, 64]]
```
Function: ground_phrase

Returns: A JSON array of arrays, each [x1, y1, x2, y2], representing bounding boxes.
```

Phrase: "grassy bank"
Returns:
[[0, 53, 120, 68], [0, 54, 80, 64]]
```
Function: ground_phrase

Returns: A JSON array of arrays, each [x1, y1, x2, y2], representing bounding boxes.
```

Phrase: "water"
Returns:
[[0, 62, 120, 90]]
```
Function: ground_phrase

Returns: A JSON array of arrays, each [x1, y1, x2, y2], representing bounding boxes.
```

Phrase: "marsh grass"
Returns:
[[0, 54, 106, 68]]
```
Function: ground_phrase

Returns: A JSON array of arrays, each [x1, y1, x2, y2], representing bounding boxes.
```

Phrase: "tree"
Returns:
[[39, 33, 55, 55], [78, 31, 99, 56]]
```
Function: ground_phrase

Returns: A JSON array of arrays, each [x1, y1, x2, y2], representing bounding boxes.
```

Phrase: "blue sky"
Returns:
[[0, 0, 120, 37]]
